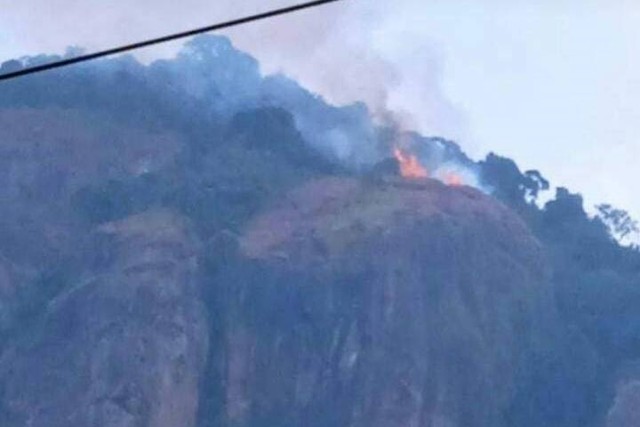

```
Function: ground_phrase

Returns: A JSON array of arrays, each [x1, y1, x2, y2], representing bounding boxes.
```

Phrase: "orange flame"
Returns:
[[394, 148, 428, 179], [444, 172, 463, 187]]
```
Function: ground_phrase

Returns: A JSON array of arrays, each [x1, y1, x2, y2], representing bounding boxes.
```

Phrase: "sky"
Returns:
[[1, 0, 639, 231]]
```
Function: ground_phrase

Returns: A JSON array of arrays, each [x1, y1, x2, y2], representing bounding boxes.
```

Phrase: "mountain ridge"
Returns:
[[0, 34, 638, 427]]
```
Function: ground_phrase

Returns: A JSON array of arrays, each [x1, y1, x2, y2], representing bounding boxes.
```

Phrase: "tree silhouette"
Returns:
[[596, 203, 639, 242]]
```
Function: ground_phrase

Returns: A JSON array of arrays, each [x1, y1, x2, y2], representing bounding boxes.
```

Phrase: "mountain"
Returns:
[[224, 176, 553, 427], [0, 211, 208, 427], [0, 35, 639, 427]]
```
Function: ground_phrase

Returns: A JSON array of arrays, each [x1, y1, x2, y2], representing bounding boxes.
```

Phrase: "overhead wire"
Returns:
[[0, 0, 343, 82]]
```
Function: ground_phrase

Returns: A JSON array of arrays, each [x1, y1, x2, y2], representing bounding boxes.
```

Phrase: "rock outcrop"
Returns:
[[0, 107, 183, 268], [0, 176, 561, 427], [606, 380, 640, 427], [0, 256, 21, 333], [203, 177, 553, 427], [606, 363, 640, 427], [0, 211, 208, 427]]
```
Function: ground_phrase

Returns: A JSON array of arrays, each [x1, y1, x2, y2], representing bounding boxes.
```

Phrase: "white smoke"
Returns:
[[0, 0, 468, 147]]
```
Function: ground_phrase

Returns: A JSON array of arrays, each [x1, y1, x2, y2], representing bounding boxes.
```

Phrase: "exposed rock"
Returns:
[[0, 255, 39, 338], [605, 363, 640, 427], [0, 107, 183, 267], [0, 210, 208, 427], [0, 257, 19, 332], [606, 380, 640, 427], [0, 108, 182, 199], [204, 176, 553, 427]]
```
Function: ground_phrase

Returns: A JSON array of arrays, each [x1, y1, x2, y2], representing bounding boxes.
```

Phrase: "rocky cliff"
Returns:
[[0, 211, 208, 427], [201, 176, 554, 427], [0, 175, 556, 427], [2, 35, 638, 427], [606, 363, 640, 427]]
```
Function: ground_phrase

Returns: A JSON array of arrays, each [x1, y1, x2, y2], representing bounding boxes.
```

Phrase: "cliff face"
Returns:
[[0, 211, 208, 427], [0, 172, 562, 427], [0, 107, 185, 335], [0, 98, 584, 427], [606, 364, 640, 427], [606, 380, 640, 427], [203, 177, 553, 427], [0, 257, 21, 331], [1, 35, 638, 427]]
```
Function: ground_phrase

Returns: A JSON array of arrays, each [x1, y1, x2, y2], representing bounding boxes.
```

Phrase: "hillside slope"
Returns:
[[0, 34, 639, 427], [202, 177, 555, 427]]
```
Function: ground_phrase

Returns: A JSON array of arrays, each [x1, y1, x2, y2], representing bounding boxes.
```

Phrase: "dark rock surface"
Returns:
[[605, 363, 640, 427], [606, 380, 640, 427], [200, 177, 554, 427], [0, 211, 208, 427], [1, 35, 638, 427]]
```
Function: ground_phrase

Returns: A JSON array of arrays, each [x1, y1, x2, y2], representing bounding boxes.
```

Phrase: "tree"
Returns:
[[479, 154, 550, 206], [524, 170, 550, 200], [596, 204, 639, 242]]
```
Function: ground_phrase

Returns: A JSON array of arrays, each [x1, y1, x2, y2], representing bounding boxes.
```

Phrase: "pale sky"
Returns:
[[1, 0, 639, 224]]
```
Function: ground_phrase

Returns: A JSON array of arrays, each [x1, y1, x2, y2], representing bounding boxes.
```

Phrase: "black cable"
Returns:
[[0, 0, 343, 82]]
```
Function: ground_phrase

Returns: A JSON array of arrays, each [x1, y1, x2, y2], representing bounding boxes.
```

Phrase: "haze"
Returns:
[[1, 0, 638, 226]]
